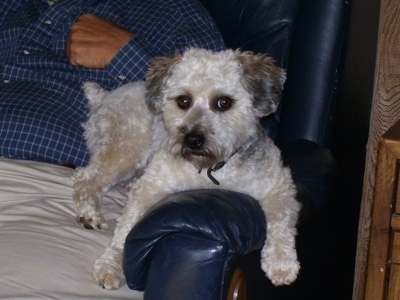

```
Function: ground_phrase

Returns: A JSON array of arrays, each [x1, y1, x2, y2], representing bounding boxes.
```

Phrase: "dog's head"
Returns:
[[145, 48, 286, 169]]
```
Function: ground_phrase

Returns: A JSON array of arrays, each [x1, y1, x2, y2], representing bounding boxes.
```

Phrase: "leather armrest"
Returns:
[[123, 190, 266, 299]]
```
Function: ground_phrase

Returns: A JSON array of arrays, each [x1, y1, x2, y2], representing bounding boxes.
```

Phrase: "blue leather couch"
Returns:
[[123, 0, 355, 299]]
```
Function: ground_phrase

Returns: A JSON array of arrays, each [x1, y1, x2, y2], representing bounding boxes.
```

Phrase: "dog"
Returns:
[[72, 47, 301, 290]]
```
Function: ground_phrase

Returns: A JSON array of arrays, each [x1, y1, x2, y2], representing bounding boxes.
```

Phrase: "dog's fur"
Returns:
[[72, 48, 301, 290]]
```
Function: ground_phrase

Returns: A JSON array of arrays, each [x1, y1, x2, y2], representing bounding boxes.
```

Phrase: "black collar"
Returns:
[[200, 145, 243, 185]]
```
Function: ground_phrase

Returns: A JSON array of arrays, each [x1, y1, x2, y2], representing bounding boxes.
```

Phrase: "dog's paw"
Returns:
[[77, 212, 108, 231], [260, 245, 300, 286], [93, 257, 125, 290], [261, 258, 300, 286]]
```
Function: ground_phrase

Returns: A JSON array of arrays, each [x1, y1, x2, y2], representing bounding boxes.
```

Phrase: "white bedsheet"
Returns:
[[0, 157, 142, 299]]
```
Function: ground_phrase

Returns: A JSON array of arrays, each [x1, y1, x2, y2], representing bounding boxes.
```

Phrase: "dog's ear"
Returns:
[[145, 51, 182, 114], [237, 51, 286, 118]]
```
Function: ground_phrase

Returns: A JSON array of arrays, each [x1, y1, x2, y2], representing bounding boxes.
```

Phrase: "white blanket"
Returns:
[[0, 158, 142, 299]]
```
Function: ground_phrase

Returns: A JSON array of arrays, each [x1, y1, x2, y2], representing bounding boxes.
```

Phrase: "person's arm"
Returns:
[[66, 14, 134, 69]]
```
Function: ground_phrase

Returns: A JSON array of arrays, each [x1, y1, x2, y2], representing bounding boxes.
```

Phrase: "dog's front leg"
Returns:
[[92, 195, 150, 289], [258, 175, 301, 286], [92, 167, 174, 290]]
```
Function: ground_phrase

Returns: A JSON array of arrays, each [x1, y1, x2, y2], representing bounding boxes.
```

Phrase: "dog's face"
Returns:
[[145, 48, 285, 170]]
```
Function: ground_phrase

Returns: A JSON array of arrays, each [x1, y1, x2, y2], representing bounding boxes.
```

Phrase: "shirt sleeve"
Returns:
[[106, 35, 159, 84], [105, 1, 226, 84]]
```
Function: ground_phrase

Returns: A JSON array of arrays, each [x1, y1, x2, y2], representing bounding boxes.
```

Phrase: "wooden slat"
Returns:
[[391, 215, 400, 231], [391, 232, 400, 264], [388, 264, 400, 299], [364, 136, 398, 299], [396, 170, 400, 214]]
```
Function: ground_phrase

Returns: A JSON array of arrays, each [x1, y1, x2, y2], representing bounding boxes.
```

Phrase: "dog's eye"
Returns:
[[176, 95, 191, 110], [215, 97, 233, 111]]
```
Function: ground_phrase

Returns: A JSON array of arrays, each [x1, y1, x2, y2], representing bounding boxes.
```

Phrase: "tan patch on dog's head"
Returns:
[[145, 51, 182, 114], [237, 51, 286, 118]]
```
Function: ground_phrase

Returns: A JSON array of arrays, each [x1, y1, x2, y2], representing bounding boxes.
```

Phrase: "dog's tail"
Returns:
[[82, 82, 108, 107]]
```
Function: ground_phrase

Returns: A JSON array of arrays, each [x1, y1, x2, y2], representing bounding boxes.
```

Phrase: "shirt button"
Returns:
[[23, 49, 30, 55], [118, 74, 126, 81], [3, 79, 10, 84], [44, 19, 52, 25]]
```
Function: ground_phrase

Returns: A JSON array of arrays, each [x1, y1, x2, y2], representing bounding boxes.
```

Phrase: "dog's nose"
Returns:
[[184, 132, 205, 149]]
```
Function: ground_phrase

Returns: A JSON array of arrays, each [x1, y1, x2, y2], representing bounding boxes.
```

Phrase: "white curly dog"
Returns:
[[72, 48, 301, 290]]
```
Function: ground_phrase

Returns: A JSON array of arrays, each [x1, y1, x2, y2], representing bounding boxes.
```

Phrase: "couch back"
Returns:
[[203, 0, 350, 147]]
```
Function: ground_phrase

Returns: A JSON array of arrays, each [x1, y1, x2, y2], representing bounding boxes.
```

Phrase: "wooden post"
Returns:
[[353, 0, 400, 298]]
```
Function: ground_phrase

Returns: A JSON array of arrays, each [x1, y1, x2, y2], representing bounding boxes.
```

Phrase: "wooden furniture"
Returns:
[[227, 268, 246, 300], [353, 0, 400, 298], [363, 121, 400, 299]]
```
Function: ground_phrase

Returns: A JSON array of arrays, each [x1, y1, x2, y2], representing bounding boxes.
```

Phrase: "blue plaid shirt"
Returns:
[[0, 0, 225, 166]]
